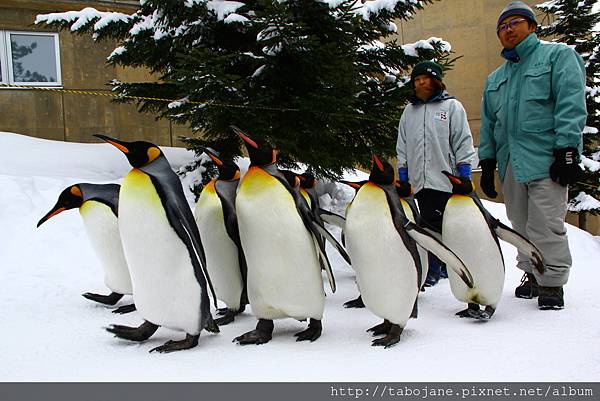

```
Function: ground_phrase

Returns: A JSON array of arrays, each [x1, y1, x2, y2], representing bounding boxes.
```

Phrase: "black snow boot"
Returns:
[[538, 286, 564, 310], [515, 272, 539, 299]]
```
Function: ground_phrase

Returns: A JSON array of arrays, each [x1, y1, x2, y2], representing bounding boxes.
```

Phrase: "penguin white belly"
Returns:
[[346, 185, 418, 326], [119, 169, 202, 334], [236, 167, 324, 321], [195, 181, 243, 310], [79, 201, 132, 294], [442, 196, 504, 307]]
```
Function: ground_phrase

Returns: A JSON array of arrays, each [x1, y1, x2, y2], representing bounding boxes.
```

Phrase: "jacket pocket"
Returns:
[[486, 77, 507, 115], [521, 117, 554, 133], [524, 65, 552, 101]]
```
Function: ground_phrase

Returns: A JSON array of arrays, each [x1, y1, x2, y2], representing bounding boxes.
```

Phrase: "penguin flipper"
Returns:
[[470, 194, 545, 275], [311, 233, 336, 293], [215, 181, 249, 303], [318, 208, 346, 229], [494, 220, 545, 275], [404, 222, 474, 289], [272, 172, 351, 267], [310, 220, 351, 266], [142, 160, 218, 317]]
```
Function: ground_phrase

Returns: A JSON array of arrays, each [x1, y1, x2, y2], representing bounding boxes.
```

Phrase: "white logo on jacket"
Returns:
[[434, 111, 448, 122]]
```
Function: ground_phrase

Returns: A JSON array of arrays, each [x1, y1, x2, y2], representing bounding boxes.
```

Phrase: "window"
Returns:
[[0, 31, 61, 86]]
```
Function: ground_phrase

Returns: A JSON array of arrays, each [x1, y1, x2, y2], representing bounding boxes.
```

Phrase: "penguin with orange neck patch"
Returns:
[[94, 134, 218, 353], [441, 171, 545, 320], [37, 183, 135, 314], [344, 155, 473, 347], [232, 126, 349, 345], [194, 146, 248, 326]]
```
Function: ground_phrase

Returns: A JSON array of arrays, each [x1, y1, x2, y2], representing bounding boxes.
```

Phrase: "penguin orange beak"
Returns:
[[37, 206, 66, 228], [231, 125, 259, 149], [94, 134, 130, 154], [442, 170, 461, 185], [372, 154, 384, 172], [340, 180, 362, 190]]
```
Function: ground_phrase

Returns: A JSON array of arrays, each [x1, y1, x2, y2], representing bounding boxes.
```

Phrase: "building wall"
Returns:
[[0, 0, 191, 147], [396, 0, 599, 235]]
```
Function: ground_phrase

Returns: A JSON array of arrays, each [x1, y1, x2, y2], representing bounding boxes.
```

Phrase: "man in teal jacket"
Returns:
[[478, 1, 586, 310]]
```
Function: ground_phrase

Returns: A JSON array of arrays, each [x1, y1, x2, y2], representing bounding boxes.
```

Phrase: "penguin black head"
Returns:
[[442, 170, 474, 195], [299, 171, 316, 189], [37, 185, 84, 227], [369, 154, 395, 185], [94, 134, 164, 168], [231, 126, 276, 167], [199, 146, 240, 181]]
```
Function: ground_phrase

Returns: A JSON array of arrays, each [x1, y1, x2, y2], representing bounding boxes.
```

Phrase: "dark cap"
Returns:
[[497, 1, 537, 29], [411, 60, 443, 83]]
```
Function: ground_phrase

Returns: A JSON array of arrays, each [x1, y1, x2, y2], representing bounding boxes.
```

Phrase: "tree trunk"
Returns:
[[579, 212, 587, 231]]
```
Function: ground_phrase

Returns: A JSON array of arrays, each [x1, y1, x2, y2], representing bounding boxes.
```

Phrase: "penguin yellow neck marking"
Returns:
[[240, 167, 279, 192], [70, 186, 82, 197], [147, 147, 161, 163], [300, 188, 311, 207], [203, 180, 217, 195]]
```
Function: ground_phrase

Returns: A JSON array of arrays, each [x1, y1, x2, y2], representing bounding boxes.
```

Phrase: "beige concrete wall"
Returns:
[[0, 0, 192, 146], [397, 1, 599, 234]]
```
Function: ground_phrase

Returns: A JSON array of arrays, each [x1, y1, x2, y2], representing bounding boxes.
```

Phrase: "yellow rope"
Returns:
[[0, 82, 392, 123]]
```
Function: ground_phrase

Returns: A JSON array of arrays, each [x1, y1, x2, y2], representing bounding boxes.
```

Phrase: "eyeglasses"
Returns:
[[497, 18, 527, 33]]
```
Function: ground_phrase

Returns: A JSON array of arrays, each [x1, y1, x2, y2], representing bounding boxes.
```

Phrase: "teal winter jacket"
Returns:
[[478, 33, 586, 183]]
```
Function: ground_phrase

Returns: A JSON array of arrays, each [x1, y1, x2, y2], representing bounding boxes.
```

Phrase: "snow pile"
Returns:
[[1, 132, 599, 382], [569, 191, 600, 212]]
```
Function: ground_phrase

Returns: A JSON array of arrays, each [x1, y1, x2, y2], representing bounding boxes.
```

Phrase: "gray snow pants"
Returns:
[[501, 163, 571, 287]]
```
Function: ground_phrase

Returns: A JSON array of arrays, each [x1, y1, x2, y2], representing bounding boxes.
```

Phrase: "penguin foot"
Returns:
[[234, 319, 273, 345], [371, 324, 403, 349], [112, 303, 136, 314], [82, 291, 124, 306], [106, 320, 158, 341], [343, 295, 365, 308], [294, 319, 322, 342], [455, 303, 480, 318], [215, 310, 236, 326], [468, 306, 495, 321], [367, 319, 392, 336], [149, 334, 199, 354]]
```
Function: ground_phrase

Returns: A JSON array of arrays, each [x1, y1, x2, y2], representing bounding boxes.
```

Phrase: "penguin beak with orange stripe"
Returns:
[[441, 170, 474, 195], [37, 185, 84, 227], [368, 154, 395, 185], [339, 180, 366, 192], [94, 134, 163, 168], [231, 125, 277, 166], [198, 145, 241, 181]]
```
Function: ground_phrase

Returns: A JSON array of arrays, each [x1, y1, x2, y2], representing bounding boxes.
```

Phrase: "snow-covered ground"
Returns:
[[1, 132, 599, 382]]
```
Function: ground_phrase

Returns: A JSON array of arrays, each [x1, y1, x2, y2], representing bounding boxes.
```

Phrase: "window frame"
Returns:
[[0, 32, 7, 84], [3, 30, 62, 87]]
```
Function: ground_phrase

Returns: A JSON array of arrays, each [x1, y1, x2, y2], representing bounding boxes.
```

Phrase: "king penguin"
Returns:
[[94, 134, 219, 353], [232, 126, 350, 345], [194, 147, 248, 326], [37, 183, 135, 314], [441, 171, 545, 320], [344, 155, 474, 347]]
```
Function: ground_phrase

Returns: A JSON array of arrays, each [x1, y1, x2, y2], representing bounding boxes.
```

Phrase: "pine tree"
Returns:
[[36, 0, 454, 179], [537, 0, 600, 228]]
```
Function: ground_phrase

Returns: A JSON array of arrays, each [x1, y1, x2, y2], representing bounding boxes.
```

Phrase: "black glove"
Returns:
[[395, 180, 412, 198], [550, 147, 582, 187], [479, 159, 498, 198]]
